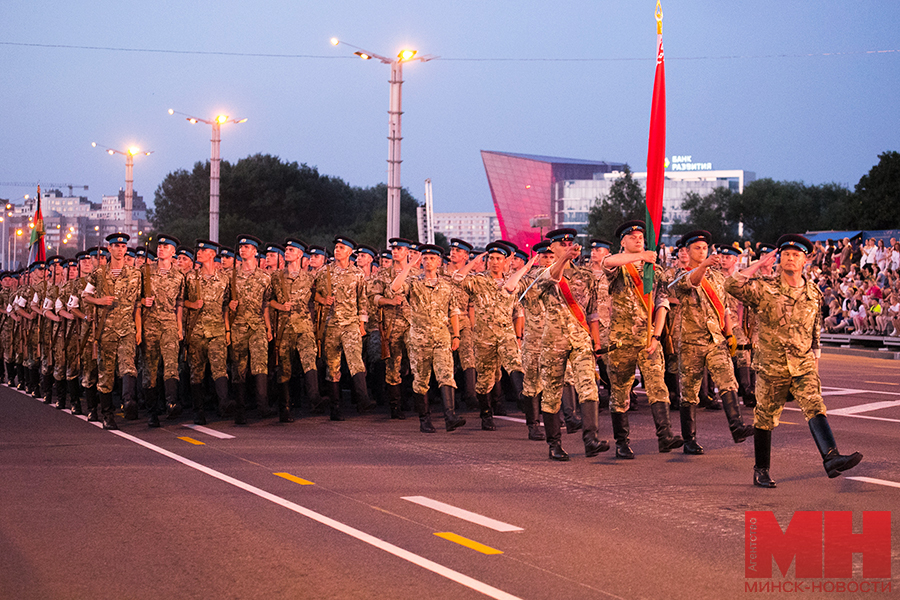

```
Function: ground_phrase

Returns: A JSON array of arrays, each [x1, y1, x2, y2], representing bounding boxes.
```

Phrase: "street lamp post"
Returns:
[[169, 109, 247, 243], [331, 38, 435, 245], [92, 142, 153, 237]]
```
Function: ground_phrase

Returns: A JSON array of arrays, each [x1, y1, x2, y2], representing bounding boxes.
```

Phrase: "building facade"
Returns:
[[432, 212, 502, 250]]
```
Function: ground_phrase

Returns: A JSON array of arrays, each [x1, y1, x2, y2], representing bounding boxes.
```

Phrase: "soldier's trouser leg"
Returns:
[[413, 393, 435, 433], [279, 382, 294, 423], [542, 410, 568, 461], [256, 374, 273, 418], [650, 402, 683, 452], [808, 414, 863, 478], [581, 401, 608, 457], [610, 411, 634, 459], [164, 378, 180, 419], [680, 404, 704, 455], [440, 386, 465, 432]]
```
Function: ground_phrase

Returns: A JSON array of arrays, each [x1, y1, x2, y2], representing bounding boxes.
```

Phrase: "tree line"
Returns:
[[586, 151, 900, 245]]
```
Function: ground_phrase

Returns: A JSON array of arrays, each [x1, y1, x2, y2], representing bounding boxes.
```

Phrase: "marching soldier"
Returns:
[[56, 258, 83, 412], [725, 234, 862, 487], [390, 244, 466, 433], [601, 221, 683, 458], [228, 234, 274, 424], [519, 240, 551, 440], [83, 233, 142, 430], [141, 234, 186, 426], [671, 231, 753, 455], [269, 237, 323, 421], [536, 229, 609, 460], [75, 248, 100, 420], [717, 244, 757, 408], [314, 236, 373, 420], [183, 239, 231, 424], [445, 238, 478, 408]]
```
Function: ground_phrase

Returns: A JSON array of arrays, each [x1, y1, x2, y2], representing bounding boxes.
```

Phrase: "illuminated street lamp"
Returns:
[[92, 142, 153, 237], [330, 37, 436, 245], [169, 109, 247, 243]]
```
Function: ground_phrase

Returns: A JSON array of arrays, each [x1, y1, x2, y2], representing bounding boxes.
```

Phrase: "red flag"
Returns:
[[643, 1, 666, 294], [28, 185, 46, 264]]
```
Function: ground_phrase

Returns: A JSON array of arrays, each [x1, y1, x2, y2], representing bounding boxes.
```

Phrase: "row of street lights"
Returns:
[[82, 38, 426, 247]]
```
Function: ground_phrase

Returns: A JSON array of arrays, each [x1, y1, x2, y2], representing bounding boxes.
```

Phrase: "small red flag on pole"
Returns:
[[28, 185, 46, 264], [643, 1, 666, 296]]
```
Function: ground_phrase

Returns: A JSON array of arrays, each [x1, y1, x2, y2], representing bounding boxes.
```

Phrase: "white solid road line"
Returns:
[[401, 496, 524, 532], [182, 424, 236, 439], [828, 400, 900, 416], [104, 428, 522, 600], [845, 477, 900, 489], [781, 406, 900, 424]]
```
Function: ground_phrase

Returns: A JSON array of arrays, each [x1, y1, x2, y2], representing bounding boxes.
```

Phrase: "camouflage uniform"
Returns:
[[454, 272, 525, 394], [271, 268, 317, 383], [724, 272, 826, 430], [141, 264, 185, 384], [314, 262, 368, 382], [535, 266, 599, 413], [230, 268, 272, 382], [395, 273, 459, 394], [369, 264, 411, 386], [88, 265, 141, 394], [604, 263, 671, 411], [185, 268, 230, 383], [671, 266, 738, 404], [519, 266, 546, 398]]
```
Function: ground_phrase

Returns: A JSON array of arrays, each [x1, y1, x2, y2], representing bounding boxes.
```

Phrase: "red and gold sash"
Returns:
[[695, 272, 726, 331], [558, 277, 590, 334], [624, 263, 652, 318]]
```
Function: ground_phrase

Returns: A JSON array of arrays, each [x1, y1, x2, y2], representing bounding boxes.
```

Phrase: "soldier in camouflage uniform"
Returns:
[[313, 236, 373, 421], [369, 238, 415, 419], [83, 233, 142, 430], [519, 240, 552, 440], [228, 234, 274, 424], [356, 245, 385, 409], [182, 239, 231, 425], [535, 229, 609, 461], [716, 244, 756, 408], [35, 256, 65, 405], [54, 258, 83, 413], [446, 238, 478, 408], [391, 244, 466, 433], [453, 242, 533, 431], [45, 257, 73, 409], [269, 238, 323, 422], [72, 249, 100, 420], [725, 234, 862, 488], [602, 221, 683, 458], [589, 238, 614, 407], [139, 234, 186, 426], [19, 262, 44, 397], [1, 271, 17, 385], [671, 231, 753, 455]]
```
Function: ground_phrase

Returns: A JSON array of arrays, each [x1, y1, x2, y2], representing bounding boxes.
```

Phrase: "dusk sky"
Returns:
[[1, 1, 898, 216]]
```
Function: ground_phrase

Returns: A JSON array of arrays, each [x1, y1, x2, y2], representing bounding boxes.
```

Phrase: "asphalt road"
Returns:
[[1, 354, 898, 600]]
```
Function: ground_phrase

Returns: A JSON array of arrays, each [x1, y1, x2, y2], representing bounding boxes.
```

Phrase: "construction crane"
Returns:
[[0, 182, 89, 197]]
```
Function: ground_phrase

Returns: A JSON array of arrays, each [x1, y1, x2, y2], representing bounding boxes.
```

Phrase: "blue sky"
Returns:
[[1, 1, 897, 215]]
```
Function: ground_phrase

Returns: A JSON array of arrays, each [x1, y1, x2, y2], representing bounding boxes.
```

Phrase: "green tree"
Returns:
[[150, 154, 421, 250], [670, 187, 738, 243], [853, 151, 900, 229], [586, 165, 645, 243]]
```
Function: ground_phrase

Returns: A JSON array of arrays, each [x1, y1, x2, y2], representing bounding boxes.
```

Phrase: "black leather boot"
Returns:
[[561, 385, 582, 433], [256, 374, 274, 418], [522, 394, 545, 440], [41, 373, 54, 404], [611, 411, 634, 459], [121, 374, 138, 420], [329, 381, 344, 421], [680, 404, 704, 455], [440, 386, 466, 431], [85, 386, 100, 422], [581, 400, 610, 457], [191, 383, 207, 425], [352, 372, 375, 413], [279, 381, 294, 423], [163, 377, 180, 419], [387, 384, 405, 419], [414, 393, 435, 433], [490, 379, 507, 416], [463, 368, 478, 410], [54, 378, 67, 410], [721, 390, 753, 443], [698, 371, 722, 410], [99, 391, 118, 430], [664, 367, 681, 409], [808, 414, 863, 478], [16, 365, 27, 390], [68, 379, 83, 415], [650, 402, 684, 452], [214, 377, 232, 417], [737, 366, 756, 407], [304, 369, 325, 413], [233, 380, 247, 425], [542, 411, 569, 461], [477, 392, 495, 431], [753, 428, 776, 488]]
